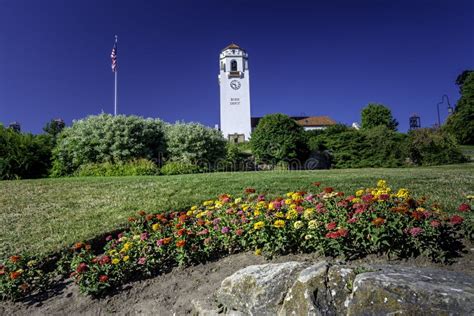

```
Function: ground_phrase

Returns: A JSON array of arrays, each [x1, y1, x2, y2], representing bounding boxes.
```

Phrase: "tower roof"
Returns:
[[222, 43, 245, 52]]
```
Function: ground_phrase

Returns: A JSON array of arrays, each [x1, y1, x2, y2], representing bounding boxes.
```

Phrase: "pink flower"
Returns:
[[204, 237, 212, 245], [76, 263, 88, 273], [197, 229, 209, 236], [235, 229, 244, 236], [362, 194, 374, 203], [408, 227, 424, 237], [221, 226, 230, 234], [213, 218, 221, 225], [156, 239, 164, 247], [347, 217, 358, 224], [105, 235, 113, 241], [326, 222, 337, 230], [137, 257, 146, 265], [450, 215, 464, 225], [226, 208, 234, 215], [325, 231, 341, 239], [430, 220, 440, 228], [257, 194, 266, 201], [140, 232, 149, 241], [458, 203, 470, 212], [337, 228, 348, 237], [379, 194, 390, 201]]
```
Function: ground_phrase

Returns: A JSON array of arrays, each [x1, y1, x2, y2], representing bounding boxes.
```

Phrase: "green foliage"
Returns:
[[445, 71, 474, 145], [75, 159, 159, 177], [250, 113, 308, 165], [51, 114, 166, 176], [165, 122, 227, 169], [43, 119, 65, 144], [0, 125, 52, 180], [160, 161, 199, 175], [219, 143, 254, 171], [406, 128, 466, 166], [361, 103, 398, 131], [307, 125, 406, 168]]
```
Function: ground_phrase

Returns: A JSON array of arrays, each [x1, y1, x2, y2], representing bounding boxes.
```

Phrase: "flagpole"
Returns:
[[114, 35, 118, 116]]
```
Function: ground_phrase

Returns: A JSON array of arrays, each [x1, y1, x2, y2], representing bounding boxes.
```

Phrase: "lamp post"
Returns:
[[436, 94, 451, 127]]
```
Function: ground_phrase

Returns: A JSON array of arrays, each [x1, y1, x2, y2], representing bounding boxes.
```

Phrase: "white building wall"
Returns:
[[219, 47, 252, 140]]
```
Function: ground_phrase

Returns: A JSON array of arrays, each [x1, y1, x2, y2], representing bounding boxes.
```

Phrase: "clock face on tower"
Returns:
[[230, 80, 241, 90]]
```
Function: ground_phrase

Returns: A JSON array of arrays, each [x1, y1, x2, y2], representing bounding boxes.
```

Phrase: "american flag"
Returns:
[[111, 42, 117, 72]]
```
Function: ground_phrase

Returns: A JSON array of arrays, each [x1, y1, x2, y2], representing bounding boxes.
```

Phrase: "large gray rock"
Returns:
[[347, 265, 474, 316], [327, 265, 356, 315], [279, 261, 329, 316], [216, 261, 305, 315]]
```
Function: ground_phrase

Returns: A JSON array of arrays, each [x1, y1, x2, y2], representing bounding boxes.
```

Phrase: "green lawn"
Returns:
[[1, 164, 473, 259]]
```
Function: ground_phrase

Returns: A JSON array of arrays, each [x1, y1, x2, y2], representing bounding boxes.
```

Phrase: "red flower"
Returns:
[[177, 228, 187, 237], [99, 275, 109, 283], [137, 257, 146, 265], [347, 217, 358, 224], [337, 192, 345, 197], [128, 217, 137, 222], [337, 228, 348, 237], [379, 194, 390, 201], [450, 215, 464, 225], [371, 217, 385, 226], [245, 188, 256, 194], [411, 211, 423, 221], [9, 255, 21, 263], [73, 242, 85, 251], [458, 203, 470, 212], [197, 219, 205, 226], [235, 229, 244, 236], [430, 220, 440, 228], [312, 182, 321, 187], [0, 265, 5, 276], [145, 214, 154, 221], [10, 271, 22, 280], [179, 214, 188, 223], [137, 210, 146, 216], [76, 263, 88, 273], [324, 187, 334, 194], [99, 255, 111, 265], [326, 222, 337, 230], [325, 231, 341, 239], [362, 194, 374, 203], [176, 240, 186, 248]]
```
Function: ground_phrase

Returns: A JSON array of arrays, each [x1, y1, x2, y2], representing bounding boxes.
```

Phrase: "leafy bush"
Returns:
[[75, 159, 159, 177], [444, 70, 474, 145], [307, 125, 406, 168], [51, 114, 166, 176], [160, 161, 199, 175], [165, 122, 227, 170], [0, 125, 52, 180], [63, 180, 470, 297], [251, 114, 308, 166], [218, 143, 255, 172], [406, 128, 466, 165], [361, 103, 398, 131]]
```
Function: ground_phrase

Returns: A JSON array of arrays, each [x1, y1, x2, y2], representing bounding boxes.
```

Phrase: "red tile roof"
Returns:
[[294, 116, 336, 126], [222, 43, 243, 51]]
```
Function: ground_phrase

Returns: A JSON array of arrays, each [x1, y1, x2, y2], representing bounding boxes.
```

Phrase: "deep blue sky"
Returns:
[[0, 0, 473, 133]]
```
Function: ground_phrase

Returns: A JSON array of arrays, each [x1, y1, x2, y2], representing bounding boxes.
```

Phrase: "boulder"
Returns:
[[347, 265, 474, 316], [216, 261, 305, 315], [278, 261, 329, 316], [327, 265, 356, 315]]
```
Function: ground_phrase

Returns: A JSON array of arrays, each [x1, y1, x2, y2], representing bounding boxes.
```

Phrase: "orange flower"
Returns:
[[371, 217, 385, 226], [324, 187, 334, 194], [9, 255, 21, 263], [178, 214, 188, 223], [312, 182, 321, 187], [162, 237, 172, 245], [73, 242, 85, 251], [128, 217, 137, 222], [145, 214, 154, 221], [176, 240, 186, 248], [10, 271, 22, 280], [137, 210, 146, 216]]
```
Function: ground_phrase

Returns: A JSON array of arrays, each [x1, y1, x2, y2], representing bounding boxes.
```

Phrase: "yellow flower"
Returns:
[[254, 210, 262, 216], [186, 210, 193, 216], [123, 256, 130, 262], [133, 235, 140, 240], [396, 188, 409, 199], [254, 249, 262, 256], [191, 205, 198, 211], [268, 202, 275, 210], [108, 249, 117, 256], [286, 209, 298, 220], [254, 221, 265, 230], [377, 179, 387, 188], [351, 197, 361, 203], [243, 205, 250, 211], [273, 220, 285, 228], [303, 208, 314, 220], [27, 260, 37, 267], [234, 198, 242, 204], [291, 193, 302, 201], [215, 201, 223, 208], [123, 242, 132, 251], [152, 223, 160, 231], [355, 189, 364, 197], [308, 220, 318, 230], [286, 192, 294, 197], [275, 211, 285, 218], [285, 199, 293, 205], [305, 234, 312, 240], [294, 221, 304, 229], [112, 258, 120, 265], [203, 200, 214, 206]]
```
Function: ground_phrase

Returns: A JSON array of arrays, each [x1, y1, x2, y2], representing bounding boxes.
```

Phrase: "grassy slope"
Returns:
[[1, 164, 473, 258]]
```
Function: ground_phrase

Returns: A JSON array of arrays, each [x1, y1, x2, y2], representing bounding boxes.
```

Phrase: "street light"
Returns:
[[436, 94, 451, 127]]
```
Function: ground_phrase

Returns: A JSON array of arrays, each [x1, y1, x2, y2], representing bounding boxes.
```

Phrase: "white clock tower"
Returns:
[[219, 43, 251, 142]]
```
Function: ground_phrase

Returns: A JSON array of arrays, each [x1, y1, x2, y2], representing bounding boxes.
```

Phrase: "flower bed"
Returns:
[[1, 181, 472, 299]]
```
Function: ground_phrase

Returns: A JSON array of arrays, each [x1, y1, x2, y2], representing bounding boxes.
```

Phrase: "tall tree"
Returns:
[[43, 118, 65, 141], [445, 70, 474, 145], [361, 103, 398, 131]]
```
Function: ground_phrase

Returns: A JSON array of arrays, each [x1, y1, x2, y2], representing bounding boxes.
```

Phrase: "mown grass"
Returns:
[[1, 163, 473, 258]]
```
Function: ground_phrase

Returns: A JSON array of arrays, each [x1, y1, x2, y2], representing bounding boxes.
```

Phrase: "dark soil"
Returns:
[[2, 245, 474, 316]]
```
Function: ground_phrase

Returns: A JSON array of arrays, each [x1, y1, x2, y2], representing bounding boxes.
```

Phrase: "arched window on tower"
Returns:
[[231, 60, 237, 71]]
